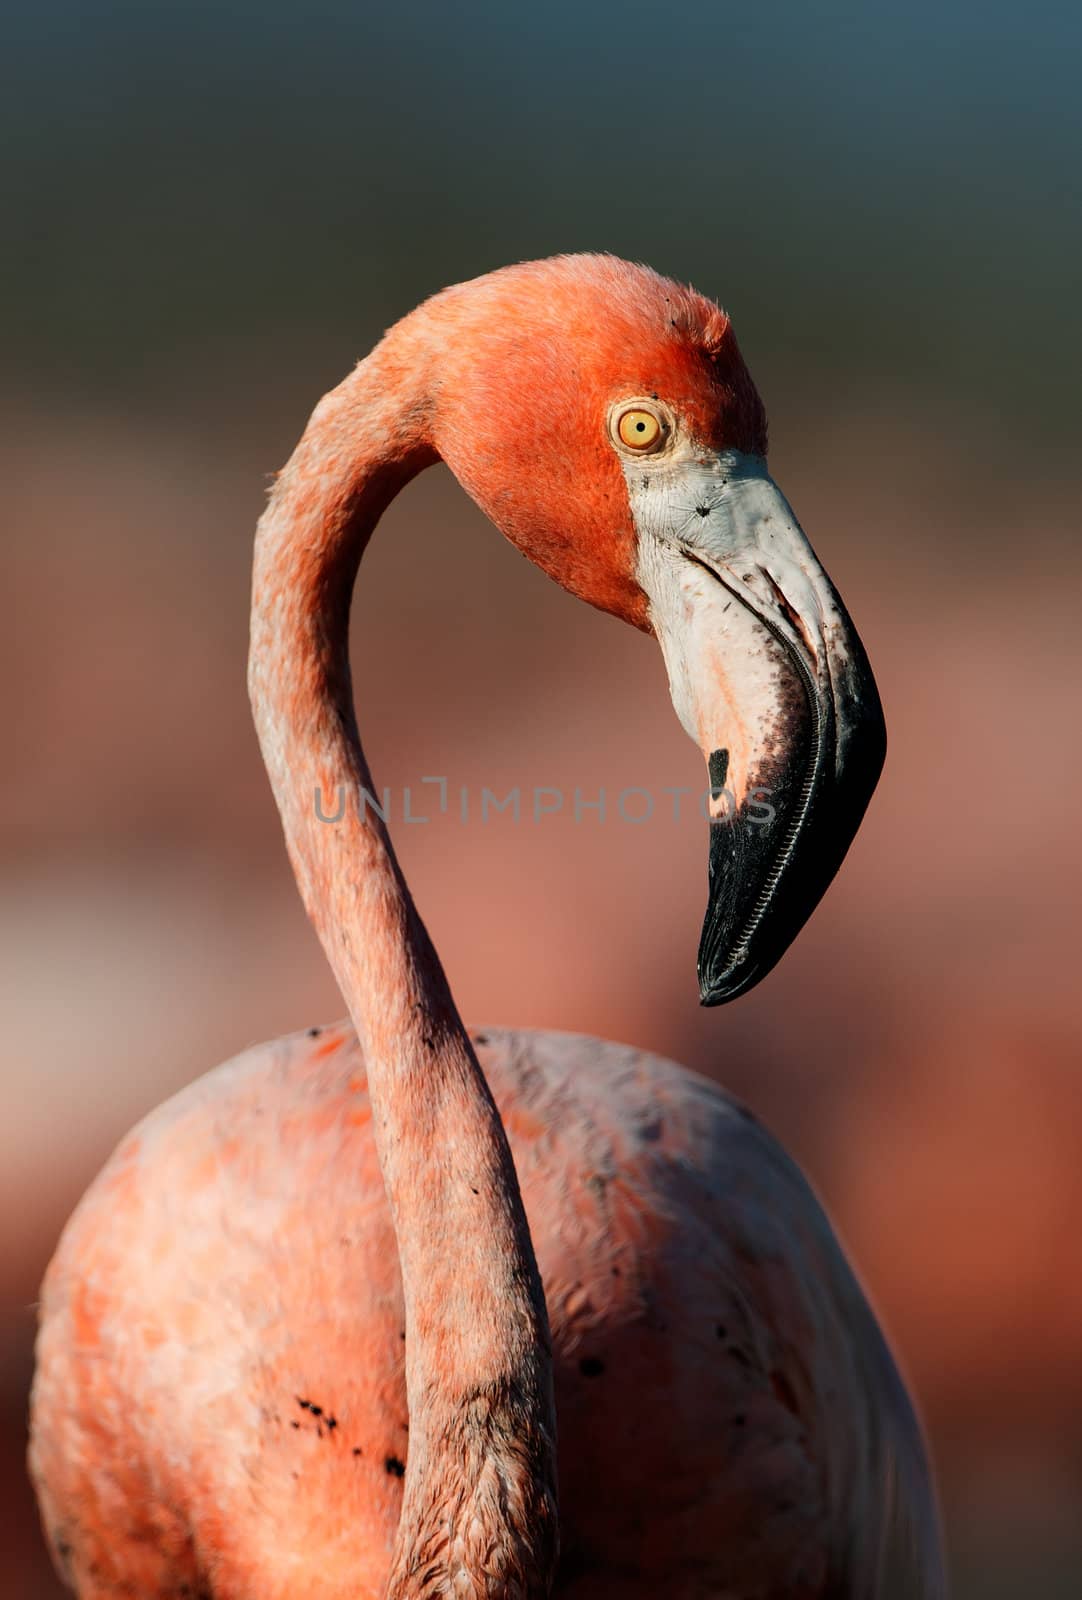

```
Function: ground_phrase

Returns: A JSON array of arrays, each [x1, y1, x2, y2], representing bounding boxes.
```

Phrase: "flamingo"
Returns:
[[29, 255, 945, 1599]]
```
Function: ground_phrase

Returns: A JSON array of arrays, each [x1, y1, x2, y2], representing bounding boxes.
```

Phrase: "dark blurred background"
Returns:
[[3, 2, 1081, 1594]]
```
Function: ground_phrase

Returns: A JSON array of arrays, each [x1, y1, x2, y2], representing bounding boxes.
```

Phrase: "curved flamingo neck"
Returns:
[[249, 331, 558, 1598]]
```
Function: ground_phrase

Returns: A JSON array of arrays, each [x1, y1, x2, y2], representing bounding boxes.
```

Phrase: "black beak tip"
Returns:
[[697, 957, 762, 1007]]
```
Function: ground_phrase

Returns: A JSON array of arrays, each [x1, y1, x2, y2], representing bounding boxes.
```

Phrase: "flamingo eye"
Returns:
[[615, 406, 664, 452]]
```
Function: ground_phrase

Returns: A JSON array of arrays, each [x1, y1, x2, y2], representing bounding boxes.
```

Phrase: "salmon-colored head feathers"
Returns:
[[396, 255, 767, 626]]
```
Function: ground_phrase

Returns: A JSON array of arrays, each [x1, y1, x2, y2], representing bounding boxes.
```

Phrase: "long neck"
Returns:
[[249, 334, 558, 1598]]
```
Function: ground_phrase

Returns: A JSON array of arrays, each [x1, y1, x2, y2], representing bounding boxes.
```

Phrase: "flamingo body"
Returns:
[[30, 256, 944, 1596], [32, 1023, 934, 1598]]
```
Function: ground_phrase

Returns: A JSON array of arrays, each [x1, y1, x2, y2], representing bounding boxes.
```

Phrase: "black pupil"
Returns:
[[635, 421, 646, 431]]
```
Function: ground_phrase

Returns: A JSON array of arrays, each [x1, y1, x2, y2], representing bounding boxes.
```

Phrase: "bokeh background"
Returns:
[[3, 2, 1081, 1593]]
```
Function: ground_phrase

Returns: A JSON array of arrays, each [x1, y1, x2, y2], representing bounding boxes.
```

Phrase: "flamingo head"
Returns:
[[422, 255, 886, 1003]]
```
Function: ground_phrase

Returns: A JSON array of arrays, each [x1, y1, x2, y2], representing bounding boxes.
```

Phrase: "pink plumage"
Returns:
[[29, 256, 943, 1598]]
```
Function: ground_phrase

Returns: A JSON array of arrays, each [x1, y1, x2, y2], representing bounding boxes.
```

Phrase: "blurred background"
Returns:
[[3, 1, 1081, 1593]]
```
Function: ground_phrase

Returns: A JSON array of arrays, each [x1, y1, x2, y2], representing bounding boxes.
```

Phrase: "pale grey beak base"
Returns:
[[627, 449, 886, 1002]]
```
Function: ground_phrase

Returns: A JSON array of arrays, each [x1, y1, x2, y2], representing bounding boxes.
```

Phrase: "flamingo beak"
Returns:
[[628, 451, 886, 1003]]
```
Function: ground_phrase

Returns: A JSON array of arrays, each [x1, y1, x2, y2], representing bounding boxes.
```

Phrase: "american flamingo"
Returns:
[[30, 255, 945, 1599]]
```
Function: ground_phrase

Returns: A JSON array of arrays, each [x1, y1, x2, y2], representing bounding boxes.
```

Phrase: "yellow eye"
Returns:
[[616, 407, 663, 451]]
